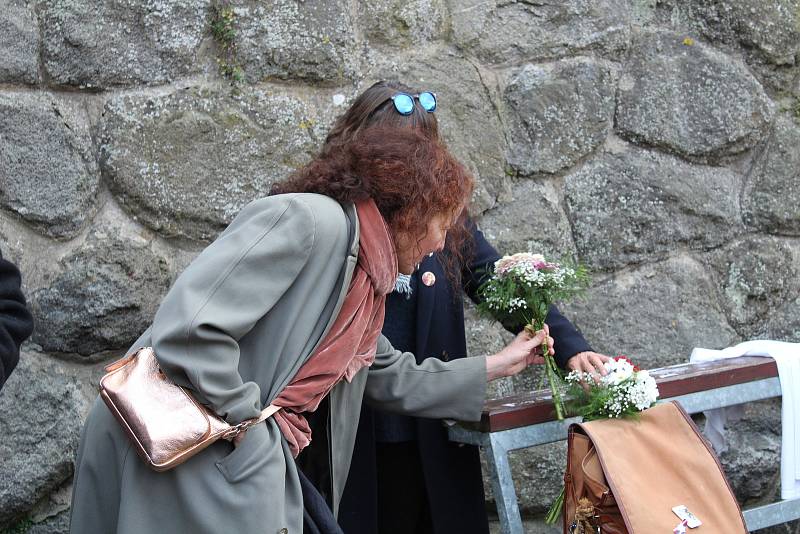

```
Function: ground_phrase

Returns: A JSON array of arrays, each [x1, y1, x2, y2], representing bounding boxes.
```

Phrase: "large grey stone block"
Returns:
[[702, 236, 800, 338], [565, 147, 741, 269], [763, 296, 800, 343], [0, 92, 99, 239], [29, 224, 170, 356], [743, 116, 800, 236], [40, 0, 210, 89], [656, 0, 800, 67], [0, 352, 86, 529], [27, 509, 70, 534], [478, 178, 576, 258], [651, 1, 800, 94], [565, 145, 741, 271], [616, 31, 775, 160], [449, 0, 630, 66], [234, 0, 360, 84], [712, 399, 786, 528], [560, 255, 740, 369], [504, 58, 616, 175], [101, 86, 335, 241], [24, 479, 72, 534], [356, 0, 446, 48], [0, 0, 39, 84]]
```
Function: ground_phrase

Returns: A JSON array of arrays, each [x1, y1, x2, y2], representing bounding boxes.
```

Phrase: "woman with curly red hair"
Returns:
[[69, 116, 552, 532]]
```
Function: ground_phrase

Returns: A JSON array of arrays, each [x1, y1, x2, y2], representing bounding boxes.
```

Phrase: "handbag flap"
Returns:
[[577, 401, 747, 533], [100, 347, 212, 466]]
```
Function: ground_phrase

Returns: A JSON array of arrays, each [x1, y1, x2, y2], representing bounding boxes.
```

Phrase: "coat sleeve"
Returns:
[[150, 195, 327, 425], [0, 250, 34, 390], [461, 220, 592, 369], [363, 334, 487, 422]]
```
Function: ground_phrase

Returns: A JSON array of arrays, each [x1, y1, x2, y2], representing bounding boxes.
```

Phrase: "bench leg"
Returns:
[[486, 433, 524, 534]]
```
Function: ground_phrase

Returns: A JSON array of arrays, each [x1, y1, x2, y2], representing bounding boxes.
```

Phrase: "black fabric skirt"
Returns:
[[298, 467, 344, 534]]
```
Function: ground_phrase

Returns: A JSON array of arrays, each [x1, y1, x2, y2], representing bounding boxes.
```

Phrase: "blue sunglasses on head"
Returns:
[[390, 91, 437, 115]]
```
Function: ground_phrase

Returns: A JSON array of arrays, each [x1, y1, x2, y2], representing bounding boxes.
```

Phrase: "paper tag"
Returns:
[[672, 505, 702, 528]]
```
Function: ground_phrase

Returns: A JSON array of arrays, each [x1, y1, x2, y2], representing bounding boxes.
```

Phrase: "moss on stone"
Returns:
[[210, 2, 244, 83]]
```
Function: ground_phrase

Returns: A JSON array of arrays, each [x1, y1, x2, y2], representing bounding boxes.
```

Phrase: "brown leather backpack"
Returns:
[[563, 401, 747, 533]]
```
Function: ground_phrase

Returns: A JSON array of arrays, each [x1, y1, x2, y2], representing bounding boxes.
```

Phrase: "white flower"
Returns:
[[574, 362, 659, 418], [565, 370, 592, 384], [601, 358, 635, 386]]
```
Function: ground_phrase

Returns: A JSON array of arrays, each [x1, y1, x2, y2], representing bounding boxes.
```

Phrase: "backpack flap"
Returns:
[[569, 401, 747, 533]]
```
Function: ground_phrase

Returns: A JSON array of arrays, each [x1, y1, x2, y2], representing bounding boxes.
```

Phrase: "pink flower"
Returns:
[[495, 253, 552, 275]]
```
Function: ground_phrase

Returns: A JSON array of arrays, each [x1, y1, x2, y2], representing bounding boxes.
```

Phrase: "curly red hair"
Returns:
[[270, 126, 474, 259], [319, 81, 475, 287]]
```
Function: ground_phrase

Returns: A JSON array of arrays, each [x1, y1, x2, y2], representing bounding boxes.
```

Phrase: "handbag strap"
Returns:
[[224, 403, 282, 440], [257, 403, 282, 423]]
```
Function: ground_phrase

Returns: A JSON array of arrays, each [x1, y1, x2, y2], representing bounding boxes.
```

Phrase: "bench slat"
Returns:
[[470, 356, 777, 432]]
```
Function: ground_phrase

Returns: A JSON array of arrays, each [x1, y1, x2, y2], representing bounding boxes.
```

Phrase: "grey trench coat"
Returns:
[[69, 194, 487, 534]]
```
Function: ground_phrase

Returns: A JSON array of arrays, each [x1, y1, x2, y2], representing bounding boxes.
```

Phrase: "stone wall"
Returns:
[[0, 0, 798, 532]]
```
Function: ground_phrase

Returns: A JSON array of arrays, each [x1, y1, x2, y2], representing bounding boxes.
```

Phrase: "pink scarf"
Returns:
[[271, 199, 397, 456]]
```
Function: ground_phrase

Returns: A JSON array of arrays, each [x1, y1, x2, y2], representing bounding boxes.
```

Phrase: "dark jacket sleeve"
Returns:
[[461, 221, 592, 369], [0, 249, 34, 390]]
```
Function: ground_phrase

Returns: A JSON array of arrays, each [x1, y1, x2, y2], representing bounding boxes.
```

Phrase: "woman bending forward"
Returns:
[[69, 126, 551, 534]]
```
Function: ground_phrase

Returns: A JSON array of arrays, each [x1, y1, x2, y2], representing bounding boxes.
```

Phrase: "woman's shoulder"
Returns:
[[239, 193, 350, 241]]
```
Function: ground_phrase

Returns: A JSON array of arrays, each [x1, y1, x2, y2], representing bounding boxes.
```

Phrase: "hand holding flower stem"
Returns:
[[477, 253, 588, 422]]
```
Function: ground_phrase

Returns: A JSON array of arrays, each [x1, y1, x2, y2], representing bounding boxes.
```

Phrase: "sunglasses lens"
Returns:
[[418, 92, 436, 112], [393, 94, 414, 115]]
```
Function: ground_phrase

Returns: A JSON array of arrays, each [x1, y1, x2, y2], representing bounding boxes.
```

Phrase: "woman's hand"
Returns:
[[486, 325, 554, 381], [566, 351, 612, 378]]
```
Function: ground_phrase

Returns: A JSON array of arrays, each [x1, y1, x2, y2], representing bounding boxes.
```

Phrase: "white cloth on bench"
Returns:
[[691, 340, 800, 500]]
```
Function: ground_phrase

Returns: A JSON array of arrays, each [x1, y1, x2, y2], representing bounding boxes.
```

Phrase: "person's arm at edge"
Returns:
[[0, 249, 34, 390]]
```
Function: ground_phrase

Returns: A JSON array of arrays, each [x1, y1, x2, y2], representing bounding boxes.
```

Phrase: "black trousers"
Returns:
[[375, 441, 433, 534]]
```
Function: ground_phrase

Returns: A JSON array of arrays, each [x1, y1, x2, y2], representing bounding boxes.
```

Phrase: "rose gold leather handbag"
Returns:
[[99, 347, 280, 472], [563, 401, 747, 533]]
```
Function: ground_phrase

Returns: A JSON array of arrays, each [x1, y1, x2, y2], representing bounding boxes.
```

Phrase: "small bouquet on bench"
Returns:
[[476, 253, 589, 420], [565, 356, 660, 421], [545, 355, 660, 524]]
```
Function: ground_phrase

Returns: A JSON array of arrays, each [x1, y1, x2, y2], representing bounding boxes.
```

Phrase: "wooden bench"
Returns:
[[449, 356, 800, 534]]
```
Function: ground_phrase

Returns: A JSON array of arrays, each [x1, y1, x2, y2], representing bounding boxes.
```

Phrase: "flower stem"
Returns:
[[545, 485, 565, 524], [547, 353, 565, 420]]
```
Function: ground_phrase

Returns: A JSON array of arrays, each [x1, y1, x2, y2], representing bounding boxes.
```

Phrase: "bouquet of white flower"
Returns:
[[565, 356, 660, 421], [476, 253, 589, 420]]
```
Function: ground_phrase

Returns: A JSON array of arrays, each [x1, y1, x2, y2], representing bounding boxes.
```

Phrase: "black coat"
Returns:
[[0, 249, 34, 391], [338, 225, 591, 534]]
